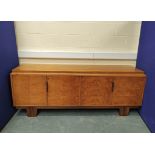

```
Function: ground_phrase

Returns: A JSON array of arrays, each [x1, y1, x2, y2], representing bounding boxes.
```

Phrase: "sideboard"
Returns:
[[10, 64, 146, 117]]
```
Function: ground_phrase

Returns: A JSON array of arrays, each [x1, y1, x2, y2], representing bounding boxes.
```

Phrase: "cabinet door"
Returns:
[[112, 77, 146, 106], [11, 74, 47, 106], [47, 75, 80, 106], [80, 76, 112, 106]]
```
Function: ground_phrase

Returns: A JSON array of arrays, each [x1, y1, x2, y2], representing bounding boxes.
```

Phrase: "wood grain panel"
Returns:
[[112, 77, 146, 106], [47, 75, 80, 106], [12, 64, 144, 74], [80, 76, 112, 106], [112, 95, 143, 106], [114, 76, 145, 91], [11, 74, 47, 106]]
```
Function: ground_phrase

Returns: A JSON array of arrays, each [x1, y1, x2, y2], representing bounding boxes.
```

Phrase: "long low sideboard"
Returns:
[[10, 64, 146, 117]]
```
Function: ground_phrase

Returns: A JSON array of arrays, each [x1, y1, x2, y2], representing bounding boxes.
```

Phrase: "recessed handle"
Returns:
[[46, 80, 48, 92], [112, 81, 114, 92]]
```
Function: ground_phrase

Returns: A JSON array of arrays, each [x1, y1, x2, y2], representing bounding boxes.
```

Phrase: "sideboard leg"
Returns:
[[26, 107, 38, 117], [119, 107, 130, 116]]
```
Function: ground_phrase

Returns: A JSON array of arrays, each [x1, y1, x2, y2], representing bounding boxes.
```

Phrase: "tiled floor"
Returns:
[[1, 109, 150, 133]]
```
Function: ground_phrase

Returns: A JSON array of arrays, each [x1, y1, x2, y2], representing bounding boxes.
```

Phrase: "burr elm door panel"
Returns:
[[112, 77, 146, 106], [47, 75, 80, 106], [11, 74, 47, 106], [80, 76, 113, 106]]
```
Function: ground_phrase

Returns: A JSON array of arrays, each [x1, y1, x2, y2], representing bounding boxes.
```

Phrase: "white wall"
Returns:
[[14, 21, 141, 65]]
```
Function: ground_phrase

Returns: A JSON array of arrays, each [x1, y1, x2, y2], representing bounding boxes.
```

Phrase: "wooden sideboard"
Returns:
[[10, 64, 146, 117]]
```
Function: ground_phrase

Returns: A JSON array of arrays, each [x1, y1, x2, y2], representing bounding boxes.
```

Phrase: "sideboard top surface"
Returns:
[[12, 64, 145, 75]]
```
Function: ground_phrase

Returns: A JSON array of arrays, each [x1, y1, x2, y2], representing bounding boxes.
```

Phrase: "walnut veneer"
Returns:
[[10, 64, 146, 117]]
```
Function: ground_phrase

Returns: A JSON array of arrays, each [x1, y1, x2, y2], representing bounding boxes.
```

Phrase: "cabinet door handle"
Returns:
[[112, 81, 114, 92], [46, 81, 48, 92]]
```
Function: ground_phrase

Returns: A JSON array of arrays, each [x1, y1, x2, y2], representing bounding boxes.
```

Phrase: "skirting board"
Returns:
[[18, 51, 137, 60]]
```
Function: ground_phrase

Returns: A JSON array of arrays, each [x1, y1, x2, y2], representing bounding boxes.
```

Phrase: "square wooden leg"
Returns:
[[119, 107, 130, 116], [26, 107, 38, 117]]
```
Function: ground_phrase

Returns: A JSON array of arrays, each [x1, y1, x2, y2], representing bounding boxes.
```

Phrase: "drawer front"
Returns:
[[80, 76, 112, 106], [112, 77, 146, 106], [47, 75, 80, 106], [11, 74, 47, 106]]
